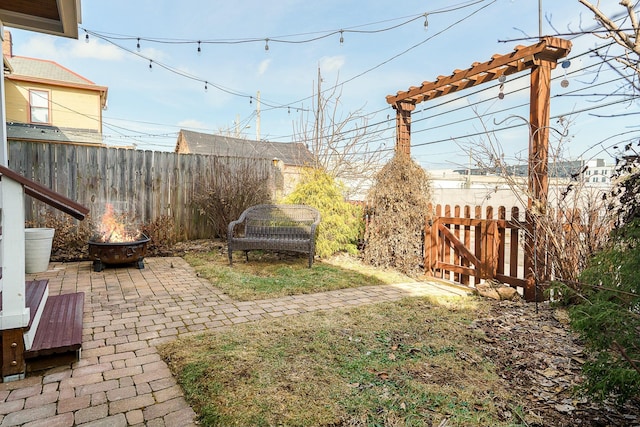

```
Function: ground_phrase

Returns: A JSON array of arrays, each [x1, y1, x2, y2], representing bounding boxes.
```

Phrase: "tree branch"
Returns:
[[612, 340, 640, 376], [579, 0, 640, 55]]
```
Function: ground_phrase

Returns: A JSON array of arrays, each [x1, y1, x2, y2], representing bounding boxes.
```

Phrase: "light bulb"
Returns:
[[339, 30, 344, 44], [149, 60, 153, 71], [250, 96, 253, 104], [136, 38, 141, 52], [197, 41, 201, 55], [264, 38, 269, 51], [423, 13, 429, 30], [204, 82, 208, 92], [85, 32, 89, 43]]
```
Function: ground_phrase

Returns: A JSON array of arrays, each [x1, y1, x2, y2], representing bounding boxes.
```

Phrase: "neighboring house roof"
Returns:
[[3, 56, 12, 73], [6, 56, 108, 108], [7, 122, 105, 146], [176, 129, 315, 166]]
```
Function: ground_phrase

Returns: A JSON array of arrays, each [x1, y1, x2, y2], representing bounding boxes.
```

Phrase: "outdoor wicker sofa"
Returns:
[[227, 204, 321, 267]]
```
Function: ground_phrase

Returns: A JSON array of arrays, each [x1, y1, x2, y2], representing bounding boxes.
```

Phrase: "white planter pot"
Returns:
[[25, 228, 55, 273]]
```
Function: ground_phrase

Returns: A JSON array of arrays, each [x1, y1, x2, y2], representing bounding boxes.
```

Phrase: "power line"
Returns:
[[280, 0, 497, 112], [81, 0, 494, 115], [27, 24, 637, 161], [306, 45, 627, 146]]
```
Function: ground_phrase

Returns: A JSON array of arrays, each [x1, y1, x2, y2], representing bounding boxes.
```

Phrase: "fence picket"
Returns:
[[462, 205, 471, 285]]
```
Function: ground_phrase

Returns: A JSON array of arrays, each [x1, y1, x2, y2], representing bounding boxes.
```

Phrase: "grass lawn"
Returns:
[[169, 250, 526, 426], [159, 296, 520, 427], [183, 250, 414, 301]]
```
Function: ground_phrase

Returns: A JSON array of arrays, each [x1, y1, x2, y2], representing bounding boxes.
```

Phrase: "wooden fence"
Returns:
[[425, 204, 532, 296], [9, 141, 276, 239]]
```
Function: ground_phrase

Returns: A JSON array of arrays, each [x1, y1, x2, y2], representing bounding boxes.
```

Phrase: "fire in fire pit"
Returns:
[[88, 204, 150, 272]]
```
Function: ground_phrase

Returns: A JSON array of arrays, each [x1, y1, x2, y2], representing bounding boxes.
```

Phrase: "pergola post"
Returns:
[[524, 58, 554, 301], [393, 101, 415, 157]]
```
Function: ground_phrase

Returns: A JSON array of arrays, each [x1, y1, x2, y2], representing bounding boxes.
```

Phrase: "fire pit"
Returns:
[[88, 234, 150, 272], [88, 203, 150, 272]]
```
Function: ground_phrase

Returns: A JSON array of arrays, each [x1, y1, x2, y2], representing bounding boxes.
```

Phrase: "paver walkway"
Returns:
[[0, 257, 469, 426]]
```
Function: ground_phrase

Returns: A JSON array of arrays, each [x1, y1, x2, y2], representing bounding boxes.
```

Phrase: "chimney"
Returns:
[[3, 30, 12, 58]]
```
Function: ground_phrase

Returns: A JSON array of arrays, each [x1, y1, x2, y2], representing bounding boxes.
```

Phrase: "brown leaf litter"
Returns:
[[472, 299, 640, 427]]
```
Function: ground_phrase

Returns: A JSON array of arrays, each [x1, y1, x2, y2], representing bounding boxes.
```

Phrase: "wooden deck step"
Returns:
[[24, 292, 84, 370], [0, 279, 49, 330]]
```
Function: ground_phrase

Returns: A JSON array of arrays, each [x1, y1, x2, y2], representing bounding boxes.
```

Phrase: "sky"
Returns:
[[7, 0, 640, 171]]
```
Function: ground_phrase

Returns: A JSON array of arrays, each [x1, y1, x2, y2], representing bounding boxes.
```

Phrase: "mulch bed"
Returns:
[[473, 300, 640, 427]]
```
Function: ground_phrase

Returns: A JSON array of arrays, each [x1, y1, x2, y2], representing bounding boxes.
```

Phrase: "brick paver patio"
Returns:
[[0, 257, 469, 426]]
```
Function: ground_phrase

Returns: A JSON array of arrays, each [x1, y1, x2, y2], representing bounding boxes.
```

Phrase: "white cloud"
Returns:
[[177, 119, 209, 130], [319, 55, 345, 73], [137, 46, 169, 63], [257, 59, 271, 76], [70, 38, 125, 60], [19, 36, 58, 58], [20, 35, 125, 61]]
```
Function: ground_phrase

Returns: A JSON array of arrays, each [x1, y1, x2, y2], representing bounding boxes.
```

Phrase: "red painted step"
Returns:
[[24, 292, 84, 359]]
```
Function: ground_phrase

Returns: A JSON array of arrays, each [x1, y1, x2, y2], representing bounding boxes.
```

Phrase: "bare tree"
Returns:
[[293, 68, 392, 200], [579, 0, 640, 85], [462, 111, 612, 283]]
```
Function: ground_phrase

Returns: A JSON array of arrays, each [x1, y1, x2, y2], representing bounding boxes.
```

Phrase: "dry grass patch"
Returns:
[[159, 296, 523, 427], [183, 250, 413, 301]]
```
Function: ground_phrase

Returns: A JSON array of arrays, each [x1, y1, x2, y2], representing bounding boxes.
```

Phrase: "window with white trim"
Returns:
[[29, 89, 50, 124]]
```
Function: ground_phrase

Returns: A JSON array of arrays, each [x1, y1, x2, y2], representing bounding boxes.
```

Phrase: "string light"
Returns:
[[136, 38, 141, 52], [561, 60, 571, 88], [197, 41, 202, 55], [339, 30, 344, 44], [79, 3, 481, 51], [204, 81, 208, 92], [85, 31, 89, 43], [498, 75, 506, 99], [78, 1, 490, 116]]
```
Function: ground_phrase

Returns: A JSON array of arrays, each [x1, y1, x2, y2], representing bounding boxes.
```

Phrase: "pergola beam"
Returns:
[[386, 37, 571, 106]]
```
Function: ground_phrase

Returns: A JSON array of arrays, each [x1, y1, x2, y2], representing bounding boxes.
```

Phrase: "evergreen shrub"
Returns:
[[284, 169, 363, 258]]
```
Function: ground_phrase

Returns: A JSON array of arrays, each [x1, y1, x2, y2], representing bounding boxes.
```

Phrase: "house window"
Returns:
[[29, 90, 50, 124]]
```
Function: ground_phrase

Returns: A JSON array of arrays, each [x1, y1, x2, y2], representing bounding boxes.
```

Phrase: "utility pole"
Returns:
[[256, 91, 261, 141], [538, 0, 543, 39]]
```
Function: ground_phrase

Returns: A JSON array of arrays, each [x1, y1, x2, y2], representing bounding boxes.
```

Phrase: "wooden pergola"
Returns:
[[386, 36, 572, 300]]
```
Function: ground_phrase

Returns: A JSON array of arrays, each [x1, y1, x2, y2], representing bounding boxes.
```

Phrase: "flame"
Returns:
[[96, 204, 139, 243]]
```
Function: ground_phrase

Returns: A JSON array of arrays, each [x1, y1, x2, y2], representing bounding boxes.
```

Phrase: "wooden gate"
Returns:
[[425, 204, 531, 297]]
